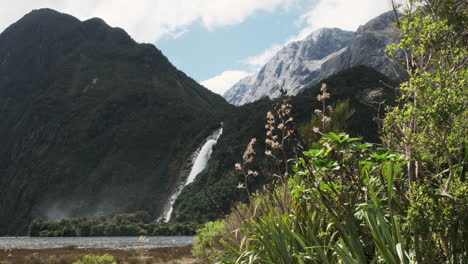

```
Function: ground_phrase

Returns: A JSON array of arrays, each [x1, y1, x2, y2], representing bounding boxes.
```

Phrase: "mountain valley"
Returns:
[[0, 9, 400, 235]]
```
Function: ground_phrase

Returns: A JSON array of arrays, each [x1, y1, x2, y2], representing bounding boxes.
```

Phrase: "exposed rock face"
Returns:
[[224, 28, 354, 105], [224, 11, 405, 105], [318, 11, 405, 83]]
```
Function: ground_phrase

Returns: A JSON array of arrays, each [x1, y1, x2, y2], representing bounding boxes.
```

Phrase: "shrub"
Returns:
[[72, 254, 117, 264], [192, 220, 227, 261], [215, 133, 412, 263]]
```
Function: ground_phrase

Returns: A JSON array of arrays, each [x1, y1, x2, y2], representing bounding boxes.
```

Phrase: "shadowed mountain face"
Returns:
[[0, 9, 232, 235], [173, 66, 398, 223]]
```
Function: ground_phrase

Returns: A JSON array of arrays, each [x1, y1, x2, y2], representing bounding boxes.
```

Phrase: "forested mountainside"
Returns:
[[0, 9, 399, 236], [0, 9, 232, 235], [173, 66, 398, 223]]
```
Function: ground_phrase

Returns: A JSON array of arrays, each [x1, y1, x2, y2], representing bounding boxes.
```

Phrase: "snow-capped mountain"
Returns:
[[224, 11, 405, 105]]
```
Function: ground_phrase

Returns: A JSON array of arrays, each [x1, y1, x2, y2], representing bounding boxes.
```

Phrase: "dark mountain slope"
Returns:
[[173, 66, 398, 222], [0, 9, 232, 235]]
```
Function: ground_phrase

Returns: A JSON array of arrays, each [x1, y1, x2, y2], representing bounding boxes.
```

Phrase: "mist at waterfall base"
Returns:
[[157, 126, 223, 223]]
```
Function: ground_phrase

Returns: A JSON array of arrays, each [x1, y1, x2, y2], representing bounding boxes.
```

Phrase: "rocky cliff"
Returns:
[[224, 11, 404, 105]]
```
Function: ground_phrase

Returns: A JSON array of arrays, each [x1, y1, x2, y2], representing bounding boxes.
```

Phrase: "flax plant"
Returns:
[[218, 131, 412, 264], [213, 82, 412, 263], [299, 83, 355, 146]]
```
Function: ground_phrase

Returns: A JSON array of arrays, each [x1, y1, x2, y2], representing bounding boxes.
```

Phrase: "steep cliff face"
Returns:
[[224, 11, 404, 105], [0, 9, 231, 235], [318, 11, 406, 83], [224, 28, 354, 105]]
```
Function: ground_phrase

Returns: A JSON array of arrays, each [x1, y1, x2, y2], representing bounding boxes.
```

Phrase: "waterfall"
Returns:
[[157, 125, 223, 223]]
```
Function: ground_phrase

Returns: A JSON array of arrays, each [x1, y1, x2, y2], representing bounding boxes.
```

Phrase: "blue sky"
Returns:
[[156, 5, 306, 82], [0, 0, 396, 94]]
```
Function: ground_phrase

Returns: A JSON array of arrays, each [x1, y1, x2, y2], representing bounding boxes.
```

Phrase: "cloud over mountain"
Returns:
[[201, 70, 250, 95], [0, 0, 298, 43]]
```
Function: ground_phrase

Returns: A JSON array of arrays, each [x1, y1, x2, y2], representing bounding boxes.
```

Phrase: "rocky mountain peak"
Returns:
[[358, 10, 400, 32], [223, 11, 404, 105], [223, 27, 354, 105]]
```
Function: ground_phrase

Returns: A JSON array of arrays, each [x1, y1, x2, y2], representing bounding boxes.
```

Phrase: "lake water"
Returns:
[[0, 236, 194, 249]]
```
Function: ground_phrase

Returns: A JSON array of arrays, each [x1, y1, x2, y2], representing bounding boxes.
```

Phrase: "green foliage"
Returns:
[[212, 133, 413, 264], [192, 220, 227, 261], [299, 100, 355, 145], [72, 254, 117, 264], [404, 180, 468, 263], [28, 211, 200, 237], [382, 2, 468, 261], [0, 9, 232, 235], [0, 9, 397, 237], [193, 3, 467, 262], [200, 2, 467, 262], [175, 66, 397, 224], [384, 0, 467, 191]]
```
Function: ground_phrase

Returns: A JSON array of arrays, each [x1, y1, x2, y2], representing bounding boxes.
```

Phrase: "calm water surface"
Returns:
[[0, 236, 194, 249]]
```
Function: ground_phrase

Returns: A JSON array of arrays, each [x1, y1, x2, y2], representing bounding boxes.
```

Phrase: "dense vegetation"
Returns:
[[26, 65, 394, 236], [28, 211, 200, 237], [0, 8, 395, 236], [173, 66, 397, 224], [0, 8, 231, 235], [193, 1, 467, 263]]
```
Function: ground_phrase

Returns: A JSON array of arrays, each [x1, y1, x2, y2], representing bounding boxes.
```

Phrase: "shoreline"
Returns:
[[0, 245, 197, 264]]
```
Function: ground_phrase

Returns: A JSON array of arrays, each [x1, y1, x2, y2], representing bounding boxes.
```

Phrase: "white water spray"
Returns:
[[157, 125, 223, 223]]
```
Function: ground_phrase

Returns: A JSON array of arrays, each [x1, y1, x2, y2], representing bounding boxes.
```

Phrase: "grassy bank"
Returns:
[[0, 246, 197, 264]]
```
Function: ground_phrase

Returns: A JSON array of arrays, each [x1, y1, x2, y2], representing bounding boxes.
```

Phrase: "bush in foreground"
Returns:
[[73, 254, 117, 264]]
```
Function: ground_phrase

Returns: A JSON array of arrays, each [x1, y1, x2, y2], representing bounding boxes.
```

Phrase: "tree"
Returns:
[[384, 1, 467, 262], [384, 0, 467, 191]]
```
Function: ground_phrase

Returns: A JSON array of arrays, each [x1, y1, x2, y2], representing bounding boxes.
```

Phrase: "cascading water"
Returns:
[[156, 125, 223, 223]]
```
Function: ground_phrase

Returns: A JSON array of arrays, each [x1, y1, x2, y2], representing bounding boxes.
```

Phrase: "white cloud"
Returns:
[[293, 0, 395, 41], [0, 0, 298, 43], [2, 0, 404, 95], [241, 44, 283, 70], [200, 70, 250, 95]]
